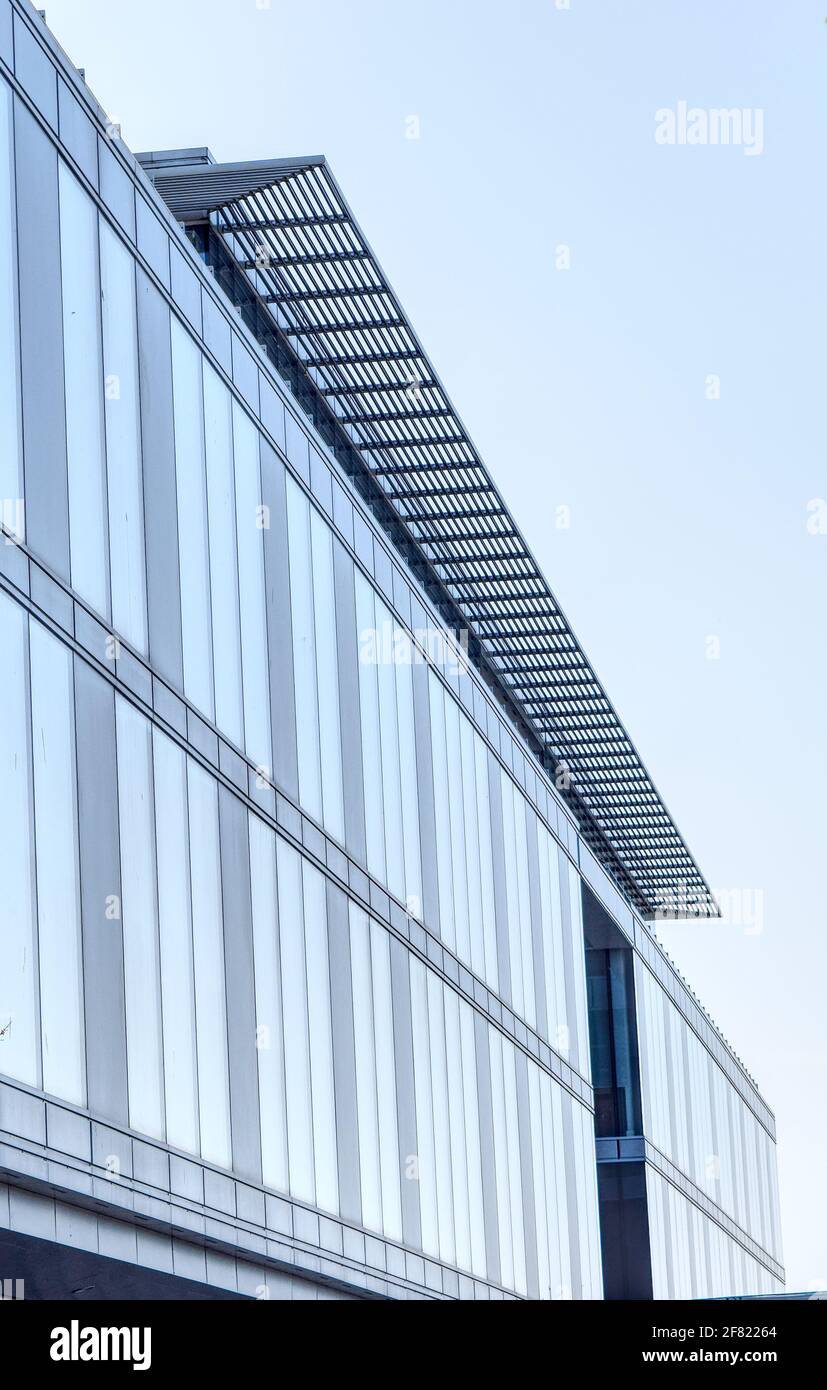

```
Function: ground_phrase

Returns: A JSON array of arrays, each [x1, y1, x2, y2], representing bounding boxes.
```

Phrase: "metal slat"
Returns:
[[147, 153, 719, 920]]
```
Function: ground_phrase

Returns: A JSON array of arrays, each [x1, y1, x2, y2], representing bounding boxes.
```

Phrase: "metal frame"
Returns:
[[141, 152, 717, 920]]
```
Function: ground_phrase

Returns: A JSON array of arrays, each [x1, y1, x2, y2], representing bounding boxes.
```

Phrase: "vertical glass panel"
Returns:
[[116, 697, 164, 1140], [444, 695, 470, 966], [233, 401, 271, 775], [30, 622, 84, 1104], [303, 860, 338, 1215], [355, 571, 385, 881], [349, 904, 383, 1234], [500, 771, 524, 1017], [502, 1038, 527, 1296], [99, 218, 147, 653], [409, 955, 438, 1257], [0, 594, 37, 1085], [188, 757, 232, 1168], [310, 508, 344, 841], [459, 999, 487, 1279], [394, 624, 422, 918], [567, 862, 589, 1074], [549, 1080, 572, 1296], [171, 317, 214, 717], [541, 1072, 565, 1298], [375, 594, 405, 901], [370, 919, 403, 1241], [153, 727, 199, 1154], [59, 161, 108, 614], [427, 971, 455, 1265], [286, 476, 322, 820], [0, 82, 23, 542], [528, 1066, 551, 1299], [276, 837, 314, 1204], [513, 789, 536, 1029], [460, 718, 484, 978], [489, 1027, 514, 1290], [540, 828, 568, 1055], [475, 732, 498, 991], [428, 671, 455, 950], [249, 813, 288, 1194], [570, 1102, 592, 1296], [444, 987, 471, 1273], [203, 364, 244, 747]]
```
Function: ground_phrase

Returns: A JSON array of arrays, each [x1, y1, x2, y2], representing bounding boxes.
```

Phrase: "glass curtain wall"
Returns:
[[635, 957, 782, 1264]]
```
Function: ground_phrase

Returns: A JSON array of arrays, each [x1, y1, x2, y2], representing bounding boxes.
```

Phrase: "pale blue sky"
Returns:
[[43, 0, 827, 1291]]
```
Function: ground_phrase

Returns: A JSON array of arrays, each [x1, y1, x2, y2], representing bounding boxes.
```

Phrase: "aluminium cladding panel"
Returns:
[[260, 440, 299, 800], [73, 658, 128, 1124], [325, 880, 362, 1226], [217, 785, 262, 1184], [135, 267, 183, 689], [14, 97, 69, 578], [332, 536, 367, 868]]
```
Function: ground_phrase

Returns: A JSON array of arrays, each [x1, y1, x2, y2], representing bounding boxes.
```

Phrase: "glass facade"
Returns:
[[635, 957, 783, 1280], [646, 1167, 780, 1299], [0, 0, 782, 1302]]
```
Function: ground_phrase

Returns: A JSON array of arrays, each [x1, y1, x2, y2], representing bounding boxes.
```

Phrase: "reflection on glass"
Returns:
[[203, 364, 244, 746], [117, 696, 165, 1140], [171, 318, 214, 718], [233, 400, 271, 774], [286, 477, 322, 820], [249, 813, 289, 1193], [59, 161, 108, 614], [30, 622, 85, 1105], [0, 593, 36, 1085], [349, 904, 383, 1234], [310, 508, 345, 841], [277, 838, 314, 1205], [0, 81, 22, 541], [153, 727, 199, 1154], [355, 571, 385, 882], [100, 218, 147, 652], [188, 757, 232, 1168], [303, 860, 338, 1215]]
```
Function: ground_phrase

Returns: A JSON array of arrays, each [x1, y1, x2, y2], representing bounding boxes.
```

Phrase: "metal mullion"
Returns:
[[275, 174, 356, 268]]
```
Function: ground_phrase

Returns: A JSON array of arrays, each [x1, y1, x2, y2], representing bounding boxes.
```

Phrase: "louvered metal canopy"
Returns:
[[141, 151, 718, 920]]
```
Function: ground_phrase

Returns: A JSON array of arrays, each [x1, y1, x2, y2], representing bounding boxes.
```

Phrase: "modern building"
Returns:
[[0, 0, 783, 1301]]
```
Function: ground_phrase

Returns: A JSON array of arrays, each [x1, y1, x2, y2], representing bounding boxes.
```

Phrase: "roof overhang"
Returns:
[[140, 151, 719, 920]]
